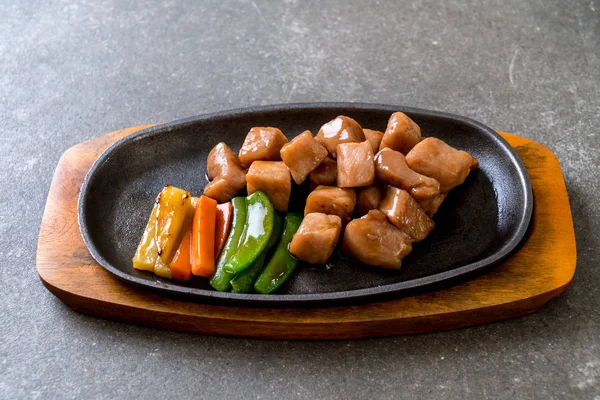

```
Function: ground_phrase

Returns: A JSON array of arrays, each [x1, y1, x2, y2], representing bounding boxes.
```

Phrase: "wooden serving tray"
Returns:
[[37, 126, 576, 339]]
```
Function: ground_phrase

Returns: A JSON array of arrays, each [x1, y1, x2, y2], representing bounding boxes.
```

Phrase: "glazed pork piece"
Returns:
[[280, 130, 328, 184], [405, 137, 479, 193], [238, 127, 288, 168], [246, 161, 291, 212], [374, 148, 440, 201], [204, 178, 242, 204], [379, 112, 422, 154], [309, 157, 337, 189], [337, 141, 375, 188], [342, 210, 413, 269], [379, 186, 434, 242], [204, 143, 247, 202], [363, 129, 384, 153], [289, 213, 342, 264], [315, 116, 366, 157], [356, 184, 383, 216], [304, 185, 356, 224], [206, 143, 241, 181], [418, 193, 447, 217]]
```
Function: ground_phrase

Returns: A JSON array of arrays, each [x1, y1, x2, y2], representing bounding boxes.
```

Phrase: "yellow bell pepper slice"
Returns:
[[132, 199, 160, 272], [132, 185, 194, 279]]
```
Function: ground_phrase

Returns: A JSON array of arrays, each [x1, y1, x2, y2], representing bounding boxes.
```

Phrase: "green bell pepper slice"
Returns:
[[209, 197, 248, 292], [254, 212, 303, 294], [265, 211, 284, 252], [229, 212, 283, 293], [230, 253, 266, 293], [223, 191, 274, 275]]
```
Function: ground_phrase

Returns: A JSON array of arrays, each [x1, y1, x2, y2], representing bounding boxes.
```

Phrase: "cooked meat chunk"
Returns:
[[337, 141, 375, 188], [418, 193, 447, 217], [374, 148, 440, 201], [379, 112, 422, 154], [280, 130, 328, 184], [204, 178, 241, 203], [315, 116, 366, 157], [304, 185, 356, 224], [238, 127, 288, 168], [289, 213, 342, 264], [405, 137, 479, 193], [364, 129, 384, 154], [309, 157, 337, 189], [207, 142, 243, 180], [342, 210, 413, 269], [246, 161, 291, 212], [204, 142, 246, 202], [357, 184, 383, 216], [379, 186, 434, 242]]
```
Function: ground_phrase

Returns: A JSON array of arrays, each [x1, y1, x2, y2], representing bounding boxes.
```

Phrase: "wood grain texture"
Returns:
[[36, 126, 576, 339]]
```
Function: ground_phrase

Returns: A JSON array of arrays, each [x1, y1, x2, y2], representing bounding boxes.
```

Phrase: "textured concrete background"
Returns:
[[1, 0, 599, 398]]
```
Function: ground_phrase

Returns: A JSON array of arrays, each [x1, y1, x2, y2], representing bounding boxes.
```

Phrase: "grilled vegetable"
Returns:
[[254, 212, 303, 294], [265, 211, 284, 252], [169, 225, 192, 281], [214, 202, 233, 260], [132, 185, 193, 279], [230, 253, 267, 294], [132, 199, 160, 272], [223, 191, 275, 275], [191, 195, 218, 278], [209, 197, 248, 292], [229, 212, 283, 293]]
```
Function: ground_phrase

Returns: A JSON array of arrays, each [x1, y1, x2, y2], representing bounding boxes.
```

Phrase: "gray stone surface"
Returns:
[[1, 0, 599, 398]]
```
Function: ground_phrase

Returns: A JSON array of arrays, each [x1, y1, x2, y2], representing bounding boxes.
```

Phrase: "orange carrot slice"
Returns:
[[214, 202, 233, 261], [169, 225, 192, 281], [191, 195, 218, 277]]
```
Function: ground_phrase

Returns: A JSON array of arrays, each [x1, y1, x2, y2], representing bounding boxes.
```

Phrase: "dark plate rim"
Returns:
[[78, 102, 533, 305]]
